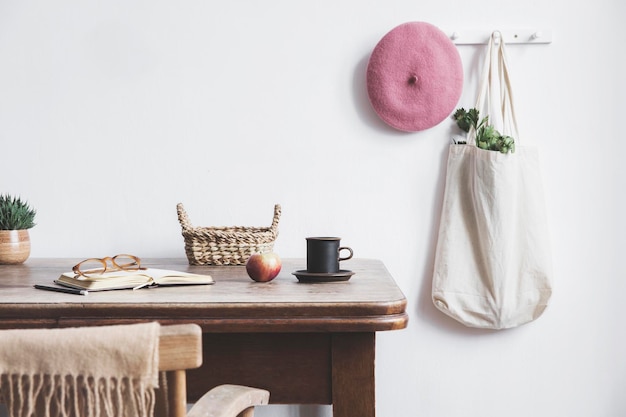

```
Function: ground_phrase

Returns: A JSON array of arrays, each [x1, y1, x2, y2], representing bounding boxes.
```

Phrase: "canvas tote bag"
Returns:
[[432, 32, 553, 330]]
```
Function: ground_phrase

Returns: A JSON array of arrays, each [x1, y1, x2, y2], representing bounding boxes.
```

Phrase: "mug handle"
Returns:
[[338, 247, 353, 262]]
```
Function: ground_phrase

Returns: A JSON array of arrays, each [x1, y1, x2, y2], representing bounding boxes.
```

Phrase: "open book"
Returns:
[[55, 268, 214, 292]]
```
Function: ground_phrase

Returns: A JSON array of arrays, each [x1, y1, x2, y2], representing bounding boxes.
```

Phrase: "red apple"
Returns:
[[245, 252, 282, 282]]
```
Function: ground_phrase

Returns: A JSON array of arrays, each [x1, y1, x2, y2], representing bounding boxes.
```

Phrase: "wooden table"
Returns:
[[0, 258, 408, 417]]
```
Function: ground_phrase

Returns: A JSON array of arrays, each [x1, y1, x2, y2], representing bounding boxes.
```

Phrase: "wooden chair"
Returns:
[[157, 324, 269, 417], [0, 323, 269, 417]]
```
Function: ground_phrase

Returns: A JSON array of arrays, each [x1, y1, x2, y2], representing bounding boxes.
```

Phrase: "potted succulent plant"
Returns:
[[0, 194, 37, 264]]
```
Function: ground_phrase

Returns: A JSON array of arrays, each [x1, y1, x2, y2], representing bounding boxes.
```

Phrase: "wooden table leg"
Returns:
[[331, 333, 376, 417]]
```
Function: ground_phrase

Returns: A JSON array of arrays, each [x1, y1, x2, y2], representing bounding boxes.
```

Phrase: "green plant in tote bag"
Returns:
[[453, 107, 515, 154]]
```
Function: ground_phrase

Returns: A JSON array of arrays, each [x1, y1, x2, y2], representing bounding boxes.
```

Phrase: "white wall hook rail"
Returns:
[[447, 29, 553, 44]]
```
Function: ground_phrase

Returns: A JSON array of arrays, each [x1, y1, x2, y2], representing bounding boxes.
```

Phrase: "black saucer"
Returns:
[[292, 270, 355, 283]]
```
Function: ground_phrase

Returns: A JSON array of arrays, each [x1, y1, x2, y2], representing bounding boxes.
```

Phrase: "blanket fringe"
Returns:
[[0, 373, 155, 417]]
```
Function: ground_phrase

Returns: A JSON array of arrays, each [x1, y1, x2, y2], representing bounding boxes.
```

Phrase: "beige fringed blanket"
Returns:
[[0, 322, 160, 417]]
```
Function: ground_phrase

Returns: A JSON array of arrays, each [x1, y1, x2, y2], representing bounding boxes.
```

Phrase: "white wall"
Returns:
[[1, 1, 624, 416]]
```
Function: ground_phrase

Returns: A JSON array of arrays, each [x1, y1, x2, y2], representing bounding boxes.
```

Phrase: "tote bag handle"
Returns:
[[470, 31, 520, 144]]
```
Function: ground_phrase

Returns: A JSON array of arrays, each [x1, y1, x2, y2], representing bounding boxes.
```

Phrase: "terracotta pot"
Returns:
[[0, 230, 31, 264]]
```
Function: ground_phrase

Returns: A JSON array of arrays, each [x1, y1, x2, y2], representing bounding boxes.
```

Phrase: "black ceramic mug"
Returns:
[[306, 237, 353, 273]]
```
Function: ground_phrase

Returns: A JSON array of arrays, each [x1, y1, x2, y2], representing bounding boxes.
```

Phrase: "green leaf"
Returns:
[[452, 108, 473, 132]]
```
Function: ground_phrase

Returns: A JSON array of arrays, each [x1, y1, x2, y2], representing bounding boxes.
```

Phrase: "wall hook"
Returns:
[[446, 28, 553, 45]]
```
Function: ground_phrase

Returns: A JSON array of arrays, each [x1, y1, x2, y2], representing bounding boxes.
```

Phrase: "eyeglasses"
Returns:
[[72, 254, 145, 279]]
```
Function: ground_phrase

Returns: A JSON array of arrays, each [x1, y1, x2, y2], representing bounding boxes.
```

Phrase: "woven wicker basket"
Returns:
[[177, 203, 281, 265]]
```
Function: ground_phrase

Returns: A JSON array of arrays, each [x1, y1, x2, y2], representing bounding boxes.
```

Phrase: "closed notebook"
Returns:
[[55, 268, 214, 291]]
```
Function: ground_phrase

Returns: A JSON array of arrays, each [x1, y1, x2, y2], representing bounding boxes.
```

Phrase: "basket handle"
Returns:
[[178, 203, 280, 233], [177, 203, 194, 231], [270, 204, 281, 233]]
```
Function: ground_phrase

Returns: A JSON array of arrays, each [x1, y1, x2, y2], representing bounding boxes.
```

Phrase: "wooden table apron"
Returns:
[[0, 258, 408, 417]]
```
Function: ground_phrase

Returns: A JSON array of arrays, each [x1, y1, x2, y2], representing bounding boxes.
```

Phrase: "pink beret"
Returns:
[[366, 22, 463, 132]]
